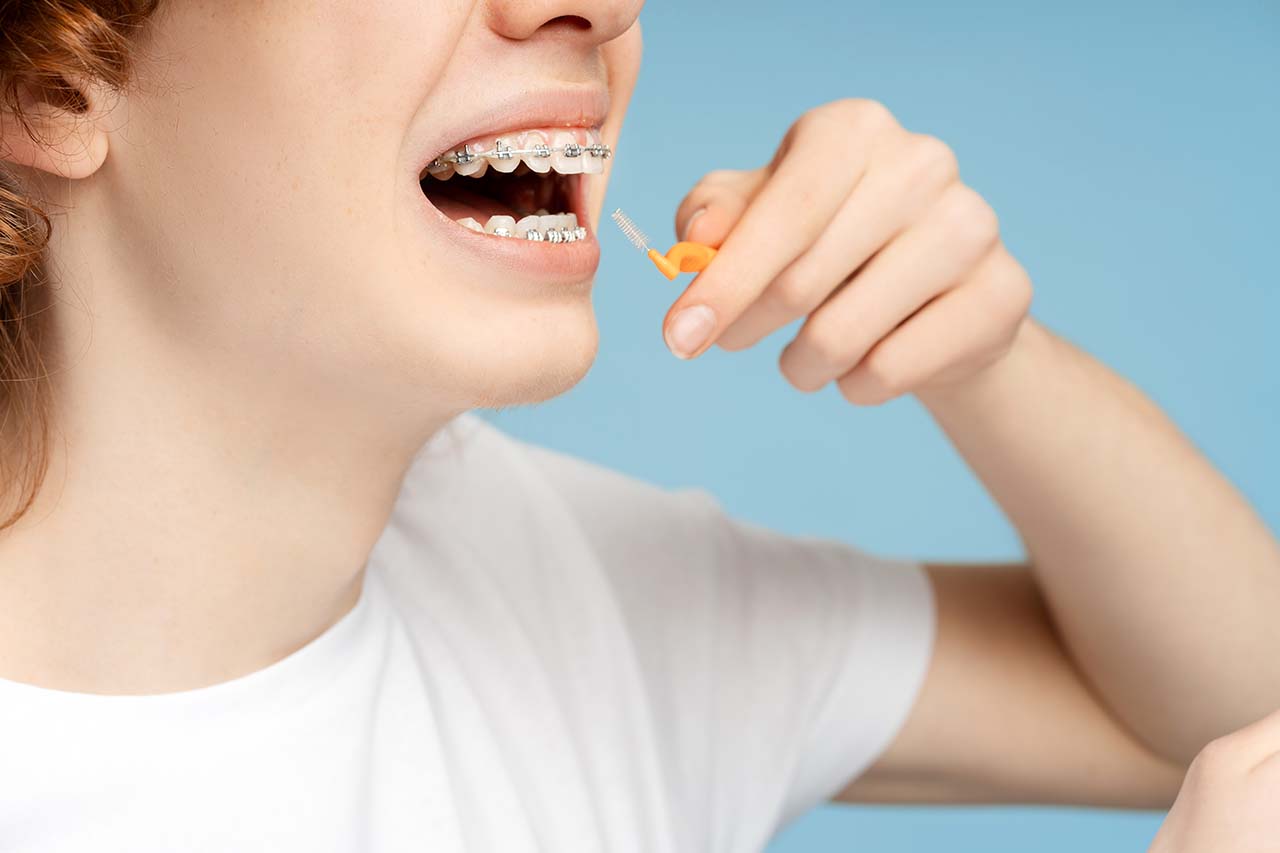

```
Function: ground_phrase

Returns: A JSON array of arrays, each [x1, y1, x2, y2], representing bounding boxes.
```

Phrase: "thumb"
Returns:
[[673, 167, 767, 246]]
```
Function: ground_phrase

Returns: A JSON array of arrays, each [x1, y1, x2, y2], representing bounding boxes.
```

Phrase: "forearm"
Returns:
[[917, 318, 1280, 763]]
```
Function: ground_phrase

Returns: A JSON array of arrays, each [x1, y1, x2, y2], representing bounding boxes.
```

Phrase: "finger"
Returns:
[[663, 100, 899, 359], [717, 133, 959, 351], [779, 183, 1002, 391], [833, 245, 1032, 406], [673, 168, 766, 247]]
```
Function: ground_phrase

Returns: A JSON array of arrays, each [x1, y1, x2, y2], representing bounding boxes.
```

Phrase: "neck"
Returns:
[[0, 284, 457, 696]]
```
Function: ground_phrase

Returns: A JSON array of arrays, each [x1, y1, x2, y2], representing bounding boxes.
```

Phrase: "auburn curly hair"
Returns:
[[0, 0, 160, 531]]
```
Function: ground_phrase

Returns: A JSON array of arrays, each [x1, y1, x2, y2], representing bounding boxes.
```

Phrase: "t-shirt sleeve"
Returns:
[[518, 441, 936, 850]]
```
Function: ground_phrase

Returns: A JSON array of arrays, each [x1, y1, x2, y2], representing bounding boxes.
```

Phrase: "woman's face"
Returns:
[[82, 0, 643, 421]]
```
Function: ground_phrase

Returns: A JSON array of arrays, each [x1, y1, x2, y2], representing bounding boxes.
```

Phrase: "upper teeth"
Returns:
[[432, 142, 610, 169], [423, 129, 611, 180]]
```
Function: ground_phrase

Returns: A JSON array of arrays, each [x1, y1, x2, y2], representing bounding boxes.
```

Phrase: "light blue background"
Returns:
[[479, 2, 1279, 850]]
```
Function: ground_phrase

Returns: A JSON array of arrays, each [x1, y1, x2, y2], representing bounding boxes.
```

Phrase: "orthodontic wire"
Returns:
[[426, 141, 612, 173], [423, 139, 602, 244]]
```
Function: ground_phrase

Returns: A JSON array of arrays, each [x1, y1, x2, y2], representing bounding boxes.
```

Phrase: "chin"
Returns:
[[465, 303, 601, 410]]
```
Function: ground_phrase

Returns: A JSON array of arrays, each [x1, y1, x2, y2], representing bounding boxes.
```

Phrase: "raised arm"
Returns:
[[662, 98, 1280, 806], [923, 320, 1280, 762], [844, 320, 1280, 804]]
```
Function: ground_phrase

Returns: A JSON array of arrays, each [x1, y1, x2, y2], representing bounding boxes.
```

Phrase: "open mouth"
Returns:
[[418, 127, 610, 244]]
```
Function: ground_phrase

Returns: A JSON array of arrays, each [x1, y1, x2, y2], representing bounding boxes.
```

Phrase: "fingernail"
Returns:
[[680, 208, 706, 242], [665, 305, 717, 359]]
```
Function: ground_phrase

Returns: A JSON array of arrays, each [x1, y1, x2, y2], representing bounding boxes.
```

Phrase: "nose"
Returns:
[[485, 0, 643, 47]]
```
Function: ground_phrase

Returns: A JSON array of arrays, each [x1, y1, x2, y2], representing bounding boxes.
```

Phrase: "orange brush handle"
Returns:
[[646, 242, 718, 280]]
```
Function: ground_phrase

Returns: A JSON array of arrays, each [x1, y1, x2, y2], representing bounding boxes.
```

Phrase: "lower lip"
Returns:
[[415, 173, 601, 286]]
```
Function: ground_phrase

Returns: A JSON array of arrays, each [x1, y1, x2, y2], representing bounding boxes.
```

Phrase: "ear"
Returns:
[[0, 74, 110, 180]]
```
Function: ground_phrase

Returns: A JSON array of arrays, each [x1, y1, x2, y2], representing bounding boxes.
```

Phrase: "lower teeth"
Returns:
[[455, 213, 586, 244]]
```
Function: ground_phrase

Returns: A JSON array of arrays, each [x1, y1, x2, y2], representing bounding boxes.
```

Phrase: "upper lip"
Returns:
[[418, 86, 611, 168]]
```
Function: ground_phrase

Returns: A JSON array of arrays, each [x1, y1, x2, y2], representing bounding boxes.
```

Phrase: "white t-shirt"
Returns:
[[0, 413, 935, 853]]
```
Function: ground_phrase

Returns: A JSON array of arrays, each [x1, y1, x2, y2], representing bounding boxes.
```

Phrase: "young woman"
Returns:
[[1, 2, 1277, 851]]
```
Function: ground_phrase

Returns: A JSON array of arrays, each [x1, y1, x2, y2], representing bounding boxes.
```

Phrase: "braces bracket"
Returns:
[[426, 141, 613, 174]]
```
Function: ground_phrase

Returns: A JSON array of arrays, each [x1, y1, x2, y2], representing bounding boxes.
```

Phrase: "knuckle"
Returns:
[[824, 98, 868, 124], [941, 185, 1000, 249], [1194, 735, 1242, 776], [798, 98, 895, 140], [793, 109, 842, 144], [791, 108, 828, 139], [978, 255, 1033, 328], [907, 133, 960, 187], [999, 263, 1034, 319], [844, 97, 896, 132]]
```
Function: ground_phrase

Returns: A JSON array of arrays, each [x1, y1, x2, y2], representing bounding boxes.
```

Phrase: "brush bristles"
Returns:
[[611, 208, 651, 252]]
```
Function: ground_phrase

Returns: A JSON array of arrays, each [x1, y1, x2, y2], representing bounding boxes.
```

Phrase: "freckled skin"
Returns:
[[75, 0, 643, 413], [0, 0, 644, 696], [4, 9, 1276, 838]]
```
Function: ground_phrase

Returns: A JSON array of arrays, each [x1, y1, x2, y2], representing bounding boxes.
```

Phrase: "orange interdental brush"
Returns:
[[611, 208, 718, 281]]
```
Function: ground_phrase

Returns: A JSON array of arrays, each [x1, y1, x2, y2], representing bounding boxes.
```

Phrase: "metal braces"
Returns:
[[426, 141, 612, 175], [488, 225, 589, 243]]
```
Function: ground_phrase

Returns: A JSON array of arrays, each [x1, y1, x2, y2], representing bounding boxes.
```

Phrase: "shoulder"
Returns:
[[382, 412, 720, 576], [373, 413, 676, 653]]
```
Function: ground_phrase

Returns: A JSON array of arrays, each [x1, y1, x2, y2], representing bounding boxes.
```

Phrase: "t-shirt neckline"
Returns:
[[0, 564, 378, 723]]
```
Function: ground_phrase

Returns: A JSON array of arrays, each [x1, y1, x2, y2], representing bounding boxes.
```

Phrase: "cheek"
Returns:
[[105, 1, 454, 348], [107, 0, 602, 410]]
